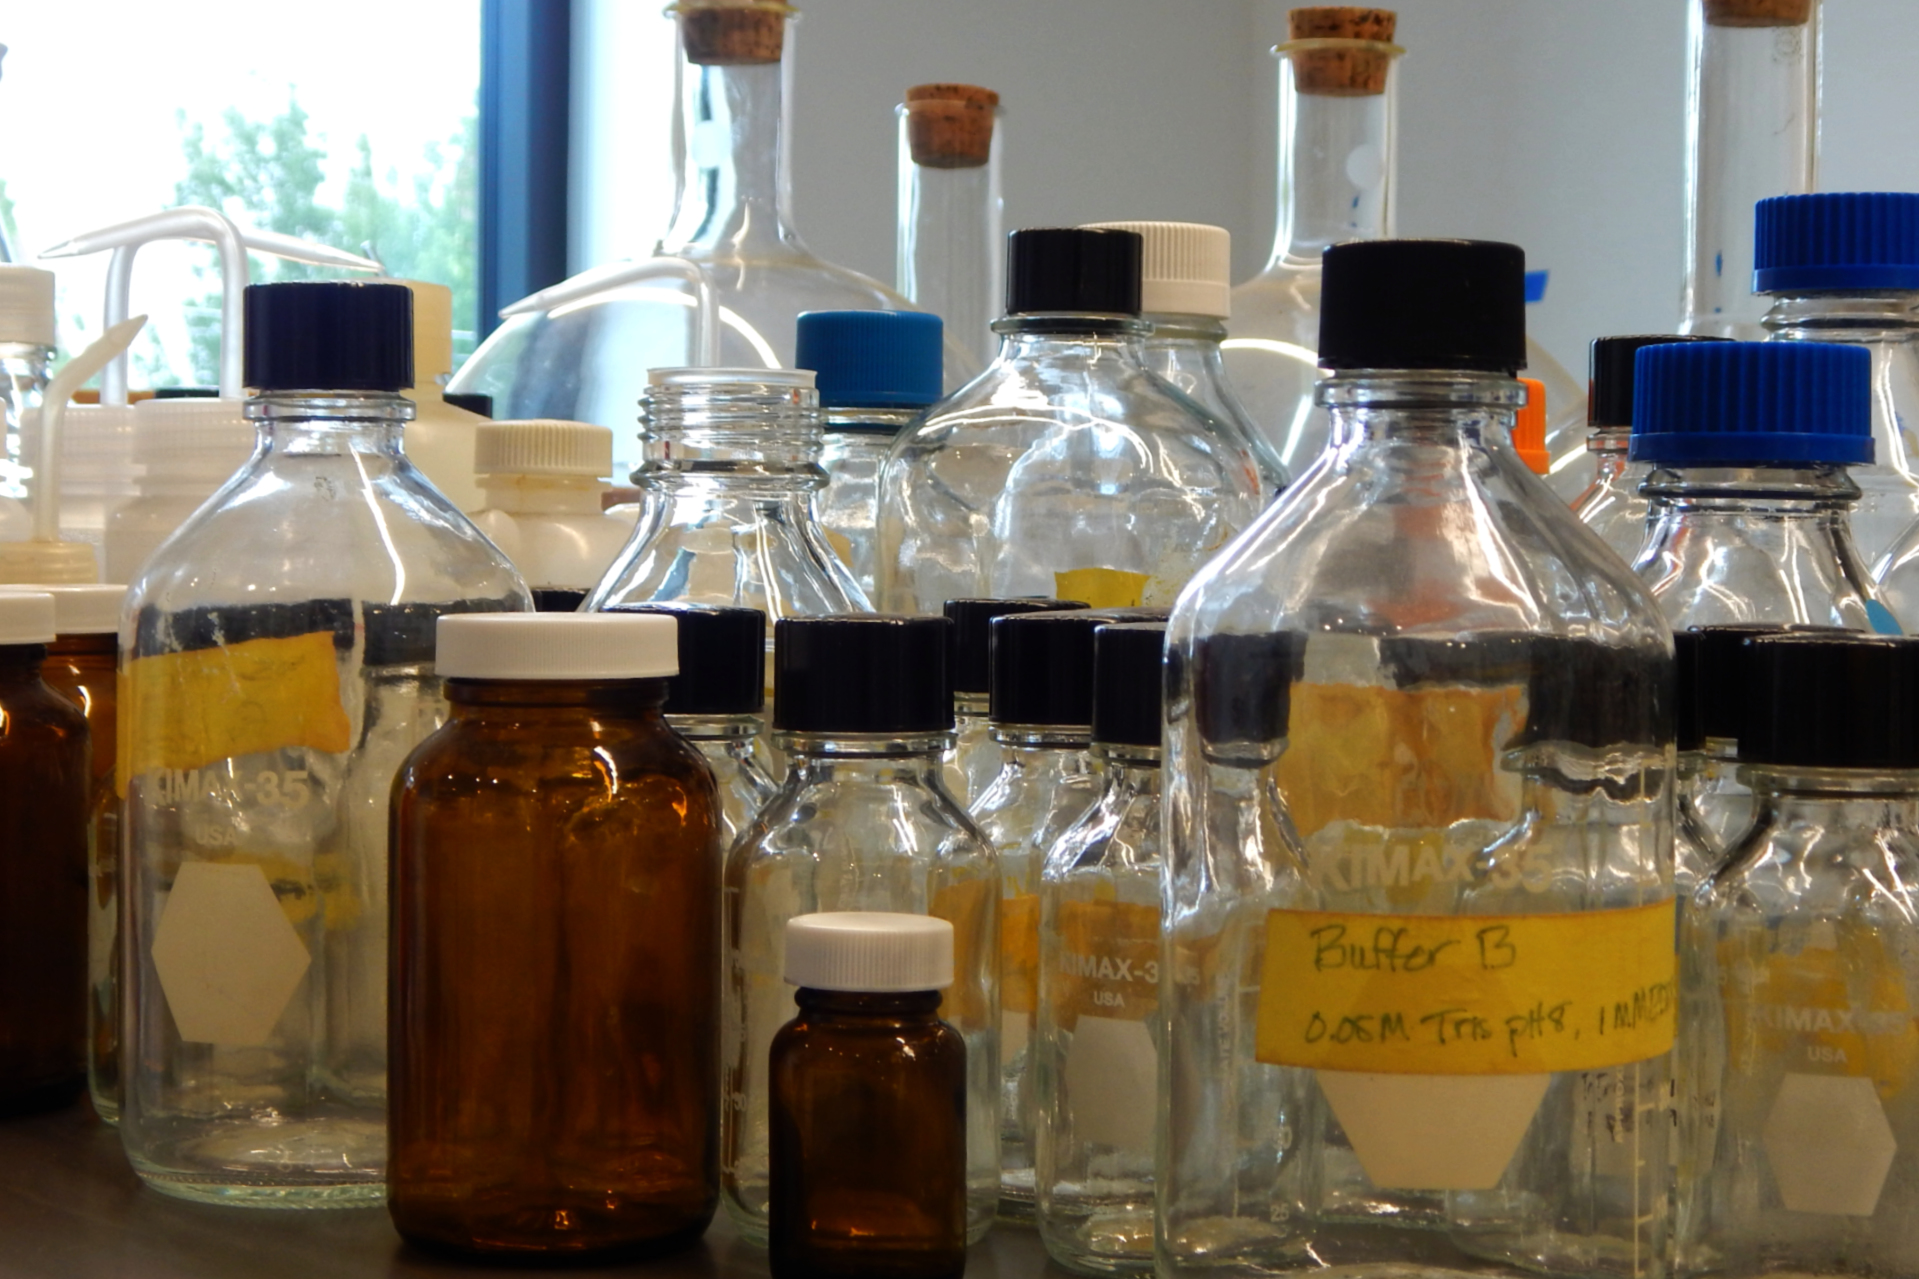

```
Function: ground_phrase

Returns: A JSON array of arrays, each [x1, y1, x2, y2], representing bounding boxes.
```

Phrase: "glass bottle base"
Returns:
[[1159, 1216, 1665, 1279], [1040, 1201, 1155, 1275], [136, 1171, 386, 1209], [998, 1170, 1036, 1222], [127, 1112, 387, 1209]]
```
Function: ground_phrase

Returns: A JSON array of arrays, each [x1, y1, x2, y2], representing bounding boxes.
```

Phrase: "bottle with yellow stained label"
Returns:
[[876, 227, 1263, 613], [1679, 632, 1919, 1275], [1161, 240, 1676, 1279], [118, 283, 529, 1207], [722, 616, 998, 1244], [1034, 621, 1167, 1273]]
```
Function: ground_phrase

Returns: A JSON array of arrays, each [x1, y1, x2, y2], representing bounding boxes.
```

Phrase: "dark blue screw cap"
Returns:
[[1754, 193, 1919, 294], [1628, 340, 1872, 467], [243, 281, 413, 392], [795, 310, 944, 411]]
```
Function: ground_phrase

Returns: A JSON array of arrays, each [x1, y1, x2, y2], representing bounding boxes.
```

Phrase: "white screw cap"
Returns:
[[0, 591, 57, 644], [784, 911, 955, 993], [0, 583, 123, 635], [435, 613, 678, 681], [475, 419, 614, 478], [1082, 220, 1232, 320], [0, 265, 56, 346]]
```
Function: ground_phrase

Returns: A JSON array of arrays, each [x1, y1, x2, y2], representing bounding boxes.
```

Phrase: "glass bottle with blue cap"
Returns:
[[796, 310, 944, 602]]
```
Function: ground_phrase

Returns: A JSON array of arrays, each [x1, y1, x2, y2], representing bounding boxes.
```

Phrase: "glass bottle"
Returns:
[[119, 282, 529, 1207], [1670, 629, 1717, 896], [19, 584, 127, 1122], [770, 912, 967, 1279], [0, 591, 89, 1116], [1630, 340, 1892, 634], [586, 368, 870, 706], [1680, 0, 1819, 340], [1162, 239, 1676, 1279], [795, 310, 944, 601], [971, 608, 1108, 1219], [1083, 220, 1288, 495], [453, 0, 917, 484], [1755, 193, 1919, 575], [1678, 631, 1919, 1276], [898, 83, 1002, 381], [880, 228, 1263, 614], [942, 598, 1086, 807], [1221, 7, 1398, 478], [1571, 335, 1725, 565], [612, 602, 776, 848], [389, 613, 719, 1259], [1034, 621, 1166, 1274], [724, 616, 998, 1244], [0, 265, 53, 535]]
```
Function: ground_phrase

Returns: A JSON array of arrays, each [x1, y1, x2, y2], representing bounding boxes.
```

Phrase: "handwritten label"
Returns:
[[930, 876, 996, 1029], [1053, 567, 1149, 610], [1254, 900, 1676, 1074]]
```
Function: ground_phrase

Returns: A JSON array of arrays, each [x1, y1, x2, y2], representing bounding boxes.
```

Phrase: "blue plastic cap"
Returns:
[[794, 310, 944, 409], [1629, 341, 1872, 467], [1754, 193, 1919, 293]]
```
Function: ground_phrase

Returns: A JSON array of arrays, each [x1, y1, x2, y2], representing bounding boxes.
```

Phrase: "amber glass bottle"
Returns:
[[0, 591, 90, 1116], [389, 612, 721, 1258], [17, 584, 127, 1123], [770, 912, 967, 1279]]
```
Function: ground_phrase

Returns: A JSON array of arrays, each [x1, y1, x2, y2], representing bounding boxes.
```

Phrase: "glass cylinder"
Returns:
[[898, 84, 1002, 384], [388, 614, 719, 1259]]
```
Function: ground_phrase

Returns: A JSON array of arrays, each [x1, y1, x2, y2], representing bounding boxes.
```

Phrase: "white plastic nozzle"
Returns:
[[435, 612, 679, 681], [501, 256, 722, 366], [33, 316, 147, 552], [0, 265, 56, 346], [475, 420, 614, 479], [0, 583, 124, 635], [1082, 220, 1232, 320], [784, 912, 955, 993]]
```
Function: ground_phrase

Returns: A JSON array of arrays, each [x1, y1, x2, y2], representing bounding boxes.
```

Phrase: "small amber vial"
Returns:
[[770, 912, 967, 1279], [0, 591, 91, 1116], [13, 584, 127, 1123], [389, 613, 722, 1259]]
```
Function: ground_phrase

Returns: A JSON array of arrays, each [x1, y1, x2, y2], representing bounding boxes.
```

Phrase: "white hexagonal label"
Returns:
[[1763, 1072, 1897, 1216], [151, 861, 311, 1046], [1319, 1069, 1550, 1190]]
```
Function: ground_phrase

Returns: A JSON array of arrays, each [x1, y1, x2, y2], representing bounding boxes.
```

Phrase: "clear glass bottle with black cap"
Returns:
[[1678, 631, 1919, 1275], [796, 310, 944, 601], [723, 615, 998, 1244], [1034, 621, 1166, 1274], [1671, 629, 1719, 895], [1755, 193, 1919, 573], [878, 227, 1263, 614], [943, 598, 1087, 806], [1163, 240, 1675, 1279], [119, 281, 530, 1207], [1572, 335, 1725, 565], [971, 607, 1110, 1219], [609, 602, 776, 847], [1631, 340, 1896, 634]]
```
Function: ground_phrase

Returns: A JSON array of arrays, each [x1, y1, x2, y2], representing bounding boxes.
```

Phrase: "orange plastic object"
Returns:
[[1514, 377, 1550, 474]]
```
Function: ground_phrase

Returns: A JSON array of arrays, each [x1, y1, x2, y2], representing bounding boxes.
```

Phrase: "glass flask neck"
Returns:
[[896, 100, 1002, 373], [1641, 464, 1860, 511], [1681, 3, 1820, 338], [445, 678, 669, 713], [1268, 46, 1397, 271], [1763, 291, 1919, 337], [638, 381, 825, 488], [668, 711, 763, 741], [1142, 314, 1228, 348], [988, 319, 1151, 369], [1316, 370, 1526, 450], [661, 15, 803, 261], [779, 731, 953, 762], [1091, 741, 1161, 772], [823, 405, 922, 437], [1739, 765, 1919, 856], [244, 391, 416, 455], [992, 724, 1093, 751], [793, 987, 944, 1020]]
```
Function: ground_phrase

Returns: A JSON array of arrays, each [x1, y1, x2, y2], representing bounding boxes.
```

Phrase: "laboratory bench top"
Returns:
[[0, 1103, 1060, 1279]]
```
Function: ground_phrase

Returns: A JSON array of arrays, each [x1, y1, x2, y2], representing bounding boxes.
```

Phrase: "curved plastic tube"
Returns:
[[34, 315, 146, 542], [499, 255, 720, 366]]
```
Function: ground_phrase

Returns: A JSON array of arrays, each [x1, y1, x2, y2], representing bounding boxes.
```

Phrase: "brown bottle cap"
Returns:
[[1285, 7, 1399, 97], [1703, 0, 1812, 26], [904, 83, 1000, 170], [676, 1, 792, 67]]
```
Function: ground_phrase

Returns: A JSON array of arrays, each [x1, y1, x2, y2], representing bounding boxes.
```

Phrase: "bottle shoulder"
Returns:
[[731, 769, 992, 872]]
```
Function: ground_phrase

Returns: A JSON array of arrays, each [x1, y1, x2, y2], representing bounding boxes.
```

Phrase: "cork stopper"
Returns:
[[1703, 0, 1812, 26], [903, 83, 999, 170], [678, 2, 790, 67], [1286, 7, 1399, 97]]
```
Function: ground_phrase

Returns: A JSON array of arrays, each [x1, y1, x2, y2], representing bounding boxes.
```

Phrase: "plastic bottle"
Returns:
[[898, 84, 1003, 380], [1162, 239, 1674, 1278], [723, 615, 998, 1245], [105, 397, 254, 584], [0, 266, 54, 540], [942, 598, 1087, 806], [879, 228, 1263, 613], [1083, 220, 1288, 494], [390, 279, 491, 513], [1033, 621, 1166, 1274], [770, 912, 968, 1279], [795, 310, 944, 601], [389, 613, 719, 1259], [469, 419, 632, 612], [119, 282, 529, 1206]]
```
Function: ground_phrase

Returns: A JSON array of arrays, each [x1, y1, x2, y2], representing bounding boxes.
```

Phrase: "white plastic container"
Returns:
[[470, 419, 634, 609], [104, 398, 252, 585], [395, 279, 491, 513]]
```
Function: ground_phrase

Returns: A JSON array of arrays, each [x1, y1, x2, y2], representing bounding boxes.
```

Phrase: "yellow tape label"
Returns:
[[1056, 899, 1159, 1025], [120, 632, 352, 791], [930, 876, 996, 1028], [1722, 926, 1919, 1098], [1254, 900, 1676, 1074], [1001, 892, 1040, 1015], [1054, 567, 1149, 610]]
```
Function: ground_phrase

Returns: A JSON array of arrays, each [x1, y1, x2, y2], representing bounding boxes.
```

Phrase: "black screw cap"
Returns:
[[944, 598, 1088, 698], [1092, 623, 1167, 749], [1318, 239, 1526, 374], [775, 614, 950, 734], [610, 603, 765, 715], [1740, 633, 1919, 769], [243, 281, 413, 392], [1004, 227, 1142, 317]]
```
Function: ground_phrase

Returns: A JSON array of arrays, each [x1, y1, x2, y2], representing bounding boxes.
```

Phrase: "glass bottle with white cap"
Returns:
[[770, 912, 967, 1279], [469, 419, 633, 613], [0, 265, 54, 539], [0, 590, 89, 1116], [119, 281, 528, 1206], [389, 612, 719, 1258]]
